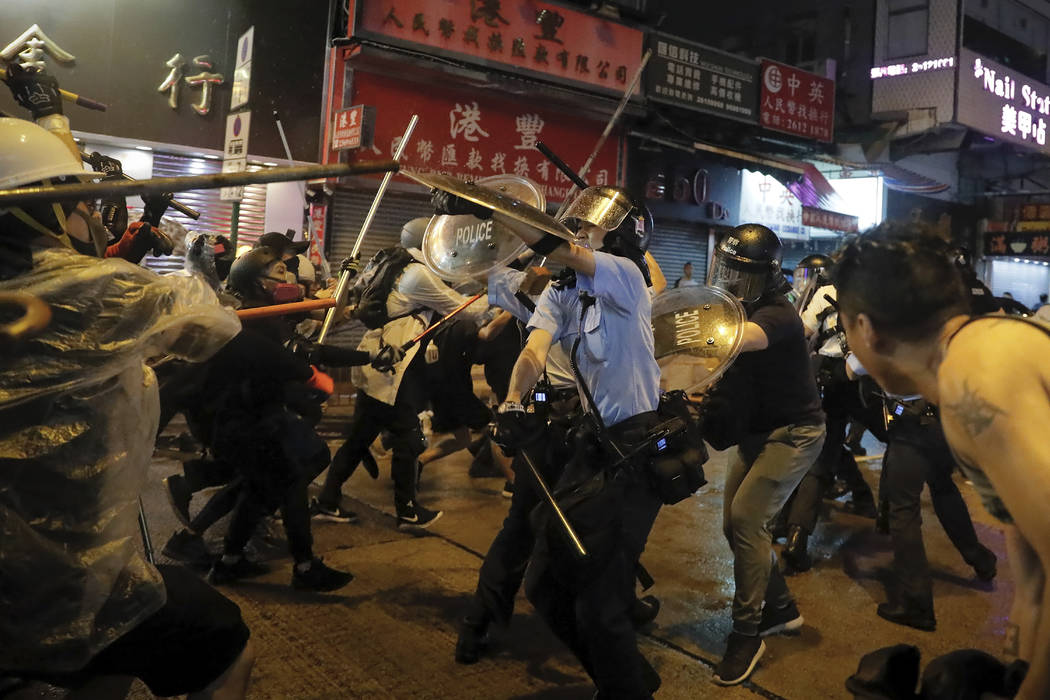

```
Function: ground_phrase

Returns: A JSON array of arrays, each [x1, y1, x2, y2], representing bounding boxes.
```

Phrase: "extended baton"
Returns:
[[0, 64, 108, 112], [318, 115, 419, 344], [401, 293, 483, 350], [519, 448, 587, 558]]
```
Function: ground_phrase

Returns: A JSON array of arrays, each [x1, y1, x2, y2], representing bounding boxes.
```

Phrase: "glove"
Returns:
[[340, 255, 361, 278], [370, 341, 406, 374], [141, 193, 172, 227], [306, 365, 334, 396], [3, 64, 62, 119], [85, 152, 123, 178], [431, 188, 493, 219], [150, 225, 175, 256], [491, 401, 542, 453]]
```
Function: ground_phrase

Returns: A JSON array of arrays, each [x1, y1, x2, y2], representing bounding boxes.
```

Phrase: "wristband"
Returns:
[[527, 233, 563, 256]]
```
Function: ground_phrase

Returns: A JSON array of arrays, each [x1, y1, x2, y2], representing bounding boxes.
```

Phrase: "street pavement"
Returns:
[[11, 406, 1013, 700]]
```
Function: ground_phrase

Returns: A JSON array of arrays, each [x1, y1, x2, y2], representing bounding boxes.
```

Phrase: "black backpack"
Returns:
[[351, 246, 417, 329]]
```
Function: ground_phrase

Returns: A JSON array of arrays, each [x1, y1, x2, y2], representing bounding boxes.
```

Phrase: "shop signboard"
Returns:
[[985, 229, 1050, 257], [331, 105, 374, 150], [758, 59, 834, 142], [340, 70, 622, 203], [308, 203, 328, 268], [738, 170, 803, 237], [802, 206, 858, 233], [352, 0, 643, 96], [221, 110, 250, 201], [645, 32, 759, 124], [957, 48, 1050, 155]]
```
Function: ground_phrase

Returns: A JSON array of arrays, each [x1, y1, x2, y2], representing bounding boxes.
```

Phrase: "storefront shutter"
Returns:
[[140, 154, 271, 274], [647, 220, 710, 288]]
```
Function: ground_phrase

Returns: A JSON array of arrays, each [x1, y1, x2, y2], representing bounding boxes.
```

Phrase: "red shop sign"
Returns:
[[759, 59, 835, 143], [338, 69, 623, 203], [802, 205, 858, 233], [352, 0, 643, 96]]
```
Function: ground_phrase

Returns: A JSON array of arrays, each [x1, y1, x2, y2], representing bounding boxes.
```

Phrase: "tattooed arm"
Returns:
[[939, 321, 1050, 699]]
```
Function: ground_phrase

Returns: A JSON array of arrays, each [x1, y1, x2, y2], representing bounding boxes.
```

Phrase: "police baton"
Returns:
[[518, 447, 588, 558], [399, 292, 483, 351]]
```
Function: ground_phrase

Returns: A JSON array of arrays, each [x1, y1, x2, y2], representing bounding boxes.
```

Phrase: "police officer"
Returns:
[[440, 185, 664, 698], [706, 224, 826, 686]]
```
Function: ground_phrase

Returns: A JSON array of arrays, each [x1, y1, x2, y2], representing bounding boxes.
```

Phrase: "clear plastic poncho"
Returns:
[[0, 246, 240, 673]]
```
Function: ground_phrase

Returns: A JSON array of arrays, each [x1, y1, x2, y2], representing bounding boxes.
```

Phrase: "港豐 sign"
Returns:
[[644, 32, 759, 124], [332, 104, 376, 150], [339, 70, 621, 203], [957, 48, 1050, 154], [352, 0, 643, 96], [758, 59, 835, 142]]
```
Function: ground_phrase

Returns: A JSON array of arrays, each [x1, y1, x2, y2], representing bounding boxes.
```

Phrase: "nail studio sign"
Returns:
[[957, 49, 1050, 152], [870, 56, 954, 79]]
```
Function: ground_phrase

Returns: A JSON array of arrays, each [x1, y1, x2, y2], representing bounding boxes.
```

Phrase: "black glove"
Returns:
[[85, 151, 123, 178], [370, 342, 406, 374], [3, 64, 62, 119], [491, 401, 542, 453], [431, 188, 493, 219], [340, 255, 361, 278], [141, 193, 172, 227], [150, 226, 175, 256]]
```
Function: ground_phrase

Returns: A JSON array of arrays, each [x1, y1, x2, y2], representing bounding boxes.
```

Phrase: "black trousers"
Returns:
[[880, 419, 995, 609], [787, 374, 876, 533], [466, 397, 577, 627], [525, 414, 662, 700], [320, 356, 428, 509]]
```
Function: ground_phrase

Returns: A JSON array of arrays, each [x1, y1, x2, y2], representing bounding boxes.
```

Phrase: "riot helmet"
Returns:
[[709, 223, 784, 302], [0, 117, 96, 267], [226, 246, 302, 305], [792, 253, 832, 294], [400, 217, 429, 250], [561, 186, 653, 284]]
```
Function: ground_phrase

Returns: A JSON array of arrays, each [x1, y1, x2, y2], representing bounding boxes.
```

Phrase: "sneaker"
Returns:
[[207, 556, 270, 585], [163, 474, 193, 528], [758, 602, 804, 637], [782, 525, 812, 573], [309, 498, 359, 523], [501, 480, 514, 498], [973, 548, 998, 582], [630, 595, 661, 628], [396, 501, 443, 531], [292, 557, 354, 592], [162, 529, 211, 567], [876, 602, 936, 631], [455, 616, 490, 664], [713, 632, 765, 686]]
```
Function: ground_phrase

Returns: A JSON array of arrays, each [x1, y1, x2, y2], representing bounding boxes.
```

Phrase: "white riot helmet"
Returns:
[[400, 217, 429, 250], [0, 117, 93, 250]]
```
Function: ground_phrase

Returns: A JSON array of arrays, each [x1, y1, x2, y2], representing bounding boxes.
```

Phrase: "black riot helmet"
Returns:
[[226, 246, 283, 301], [792, 253, 832, 294], [709, 223, 784, 302]]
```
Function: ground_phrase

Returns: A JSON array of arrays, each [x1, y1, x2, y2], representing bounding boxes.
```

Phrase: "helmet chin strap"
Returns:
[[5, 178, 76, 250]]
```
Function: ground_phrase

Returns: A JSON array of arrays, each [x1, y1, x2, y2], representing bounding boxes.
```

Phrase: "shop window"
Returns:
[[784, 14, 818, 68], [886, 0, 929, 59]]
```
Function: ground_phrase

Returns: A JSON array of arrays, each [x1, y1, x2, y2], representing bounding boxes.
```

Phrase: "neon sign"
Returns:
[[870, 56, 954, 79], [958, 50, 1050, 149]]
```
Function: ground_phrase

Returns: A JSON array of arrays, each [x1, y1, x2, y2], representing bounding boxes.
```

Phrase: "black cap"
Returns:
[[255, 231, 308, 256]]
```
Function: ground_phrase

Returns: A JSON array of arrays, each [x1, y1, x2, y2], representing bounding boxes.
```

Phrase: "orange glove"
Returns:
[[306, 365, 334, 396]]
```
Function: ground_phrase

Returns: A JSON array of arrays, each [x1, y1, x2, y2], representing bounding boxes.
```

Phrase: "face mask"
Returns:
[[270, 282, 302, 304]]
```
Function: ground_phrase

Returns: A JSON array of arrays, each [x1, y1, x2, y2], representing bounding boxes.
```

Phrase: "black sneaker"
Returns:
[[163, 474, 193, 528], [713, 632, 765, 686], [759, 602, 804, 637], [309, 498, 359, 523], [455, 616, 490, 664], [501, 480, 514, 498], [292, 557, 354, 592], [162, 529, 211, 567], [396, 501, 443, 531], [207, 556, 270, 585], [973, 548, 998, 582], [630, 595, 661, 628], [877, 602, 936, 631]]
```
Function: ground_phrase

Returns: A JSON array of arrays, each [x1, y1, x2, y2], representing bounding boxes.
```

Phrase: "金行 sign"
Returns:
[[759, 59, 834, 142], [337, 70, 621, 203], [353, 0, 643, 96], [645, 32, 759, 124], [957, 48, 1050, 155]]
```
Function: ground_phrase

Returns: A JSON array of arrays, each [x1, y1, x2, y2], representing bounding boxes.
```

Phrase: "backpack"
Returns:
[[351, 246, 417, 329]]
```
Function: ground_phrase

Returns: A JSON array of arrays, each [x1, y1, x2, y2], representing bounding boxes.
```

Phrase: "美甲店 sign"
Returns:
[[957, 48, 1050, 154]]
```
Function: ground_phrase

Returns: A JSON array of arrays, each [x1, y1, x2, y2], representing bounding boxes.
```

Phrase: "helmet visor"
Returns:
[[708, 254, 768, 302], [792, 265, 820, 293], [559, 187, 633, 231]]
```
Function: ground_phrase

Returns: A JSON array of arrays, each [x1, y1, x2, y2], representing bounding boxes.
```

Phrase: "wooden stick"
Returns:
[[235, 298, 336, 320]]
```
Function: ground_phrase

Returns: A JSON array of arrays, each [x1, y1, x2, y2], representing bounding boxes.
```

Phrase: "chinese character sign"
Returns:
[[758, 59, 835, 143], [340, 70, 620, 203], [957, 48, 1050, 155], [332, 105, 366, 150], [356, 0, 643, 96], [738, 170, 803, 237]]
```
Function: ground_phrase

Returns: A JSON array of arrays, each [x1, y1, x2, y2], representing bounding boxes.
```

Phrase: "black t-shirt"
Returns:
[[732, 294, 824, 432]]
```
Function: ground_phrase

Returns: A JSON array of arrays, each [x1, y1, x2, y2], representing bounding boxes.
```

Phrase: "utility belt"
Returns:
[[884, 396, 937, 428]]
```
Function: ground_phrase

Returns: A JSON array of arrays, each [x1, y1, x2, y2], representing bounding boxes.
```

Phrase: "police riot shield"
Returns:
[[651, 285, 746, 394], [420, 175, 546, 283]]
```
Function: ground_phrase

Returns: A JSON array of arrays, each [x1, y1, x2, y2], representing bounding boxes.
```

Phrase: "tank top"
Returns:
[[943, 314, 1050, 523]]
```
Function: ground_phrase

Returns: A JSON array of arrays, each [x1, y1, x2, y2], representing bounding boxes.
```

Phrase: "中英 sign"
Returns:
[[645, 32, 759, 124], [758, 59, 834, 142]]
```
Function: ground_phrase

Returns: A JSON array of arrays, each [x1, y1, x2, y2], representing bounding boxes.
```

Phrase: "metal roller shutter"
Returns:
[[324, 188, 435, 348], [647, 220, 710, 288], [141, 154, 271, 274]]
